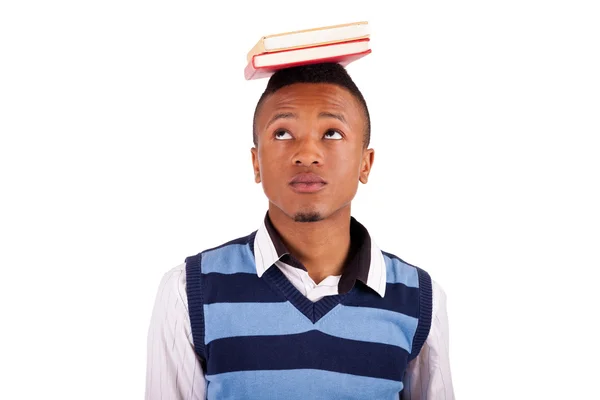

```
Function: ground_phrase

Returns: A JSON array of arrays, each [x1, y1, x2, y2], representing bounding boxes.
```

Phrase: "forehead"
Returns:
[[259, 83, 360, 114]]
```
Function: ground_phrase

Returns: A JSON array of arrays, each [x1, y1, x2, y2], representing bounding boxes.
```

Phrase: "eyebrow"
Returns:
[[266, 112, 297, 130], [265, 111, 348, 130], [318, 111, 347, 125]]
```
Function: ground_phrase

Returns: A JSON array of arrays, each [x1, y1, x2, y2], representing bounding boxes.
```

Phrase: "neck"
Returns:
[[267, 204, 352, 284]]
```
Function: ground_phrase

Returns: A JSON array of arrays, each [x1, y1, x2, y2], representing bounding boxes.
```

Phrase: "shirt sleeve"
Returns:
[[401, 280, 455, 400], [145, 263, 206, 400]]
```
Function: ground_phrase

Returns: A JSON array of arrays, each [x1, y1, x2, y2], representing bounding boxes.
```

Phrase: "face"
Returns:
[[251, 83, 374, 222]]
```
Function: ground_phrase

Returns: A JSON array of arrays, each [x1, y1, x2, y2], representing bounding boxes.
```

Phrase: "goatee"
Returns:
[[294, 212, 323, 223]]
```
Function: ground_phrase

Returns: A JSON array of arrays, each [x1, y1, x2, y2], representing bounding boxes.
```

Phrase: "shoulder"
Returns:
[[183, 230, 258, 276], [158, 262, 187, 295], [381, 250, 446, 302], [431, 279, 448, 317], [379, 250, 448, 313], [184, 230, 257, 263], [152, 262, 190, 316], [380, 250, 430, 289]]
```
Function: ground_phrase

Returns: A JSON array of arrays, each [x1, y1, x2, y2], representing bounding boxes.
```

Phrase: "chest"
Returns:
[[203, 303, 411, 400]]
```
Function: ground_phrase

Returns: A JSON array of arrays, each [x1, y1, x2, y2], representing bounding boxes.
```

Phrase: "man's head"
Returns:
[[251, 63, 374, 223]]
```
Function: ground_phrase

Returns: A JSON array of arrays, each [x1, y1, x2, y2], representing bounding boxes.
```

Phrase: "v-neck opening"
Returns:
[[262, 266, 347, 324]]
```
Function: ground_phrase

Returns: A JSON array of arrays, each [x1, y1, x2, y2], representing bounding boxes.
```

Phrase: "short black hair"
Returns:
[[252, 62, 370, 148]]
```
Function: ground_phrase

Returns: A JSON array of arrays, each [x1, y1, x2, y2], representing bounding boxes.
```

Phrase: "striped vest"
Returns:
[[185, 231, 432, 400]]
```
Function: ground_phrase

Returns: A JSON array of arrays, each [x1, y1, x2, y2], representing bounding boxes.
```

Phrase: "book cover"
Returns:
[[246, 21, 370, 62]]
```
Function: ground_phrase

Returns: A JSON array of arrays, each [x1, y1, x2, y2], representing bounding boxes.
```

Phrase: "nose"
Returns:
[[293, 135, 323, 166]]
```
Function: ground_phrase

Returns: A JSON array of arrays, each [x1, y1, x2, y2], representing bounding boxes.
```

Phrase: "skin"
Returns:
[[250, 83, 374, 284]]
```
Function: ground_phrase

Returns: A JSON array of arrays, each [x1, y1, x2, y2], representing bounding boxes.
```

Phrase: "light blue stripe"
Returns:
[[384, 254, 419, 287], [206, 369, 403, 400], [201, 243, 256, 275], [205, 302, 418, 351], [316, 305, 418, 352], [204, 302, 314, 344]]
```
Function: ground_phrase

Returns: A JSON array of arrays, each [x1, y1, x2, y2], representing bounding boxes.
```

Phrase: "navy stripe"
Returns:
[[201, 273, 419, 318], [202, 273, 286, 304], [206, 330, 408, 381], [344, 282, 419, 318]]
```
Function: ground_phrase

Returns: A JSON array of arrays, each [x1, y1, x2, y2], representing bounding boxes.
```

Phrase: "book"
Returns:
[[246, 21, 370, 62], [244, 38, 371, 80]]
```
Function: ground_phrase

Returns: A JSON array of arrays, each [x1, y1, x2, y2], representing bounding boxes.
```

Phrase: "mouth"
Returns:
[[289, 173, 327, 194]]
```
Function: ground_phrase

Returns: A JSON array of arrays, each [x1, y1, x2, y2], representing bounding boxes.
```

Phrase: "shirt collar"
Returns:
[[253, 211, 387, 297]]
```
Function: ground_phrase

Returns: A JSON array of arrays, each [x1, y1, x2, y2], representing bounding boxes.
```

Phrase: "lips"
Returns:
[[289, 173, 326, 184], [289, 172, 327, 193]]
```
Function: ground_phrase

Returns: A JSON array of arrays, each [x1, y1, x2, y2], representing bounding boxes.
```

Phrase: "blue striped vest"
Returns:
[[185, 231, 432, 400]]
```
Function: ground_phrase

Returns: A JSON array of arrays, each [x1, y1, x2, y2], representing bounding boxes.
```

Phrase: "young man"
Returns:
[[145, 63, 454, 399]]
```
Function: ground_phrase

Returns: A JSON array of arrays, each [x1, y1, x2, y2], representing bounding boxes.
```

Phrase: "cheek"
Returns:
[[259, 150, 279, 171], [258, 153, 283, 188], [333, 151, 362, 179]]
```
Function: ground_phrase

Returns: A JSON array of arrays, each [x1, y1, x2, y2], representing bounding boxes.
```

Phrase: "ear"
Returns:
[[251, 147, 261, 183], [359, 148, 375, 184]]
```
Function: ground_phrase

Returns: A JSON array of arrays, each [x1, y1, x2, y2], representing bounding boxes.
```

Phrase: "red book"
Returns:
[[244, 38, 371, 80]]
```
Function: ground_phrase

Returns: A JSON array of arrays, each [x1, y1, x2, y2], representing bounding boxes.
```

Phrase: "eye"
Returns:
[[274, 129, 293, 140], [324, 129, 343, 140]]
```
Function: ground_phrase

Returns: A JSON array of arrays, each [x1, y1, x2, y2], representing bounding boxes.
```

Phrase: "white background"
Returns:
[[1, 1, 599, 398]]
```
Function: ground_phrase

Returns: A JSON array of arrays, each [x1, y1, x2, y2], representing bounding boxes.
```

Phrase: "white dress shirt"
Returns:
[[145, 220, 455, 399]]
